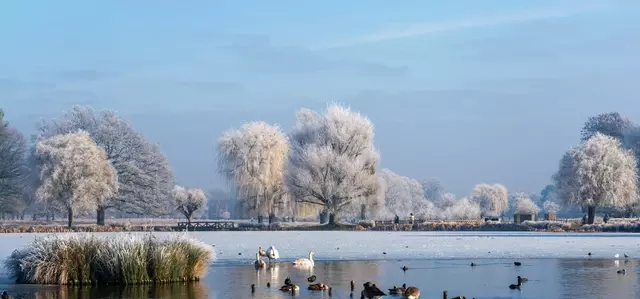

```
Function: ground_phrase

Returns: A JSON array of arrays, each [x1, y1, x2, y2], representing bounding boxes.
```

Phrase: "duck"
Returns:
[[470, 262, 476, 267], [284, 277, 292, 285], [388, 284, 406, 295], [280, 284, 299, 292], [624, 253, 629, 258], [617, 269, 626, 274], [293, 251, 315, 267], [254, 253, 265, 268], [514, 262, 522, 266], [362, 282, 386, 298], [509, 280, 522, 289], [266, 245, 279, 262], [258, 246, 267, 257], [403, 286, 420, 298], [517, 276, 528, 282], [307, 275, 316, 282], [308, 283, 329, 290], [401, 265, 408, 271]]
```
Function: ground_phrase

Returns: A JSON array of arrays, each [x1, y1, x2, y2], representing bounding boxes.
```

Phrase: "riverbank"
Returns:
[[0, 219, 639, 233]]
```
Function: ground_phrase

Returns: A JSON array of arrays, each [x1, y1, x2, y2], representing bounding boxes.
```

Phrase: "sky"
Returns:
[[1, 0, 639, 196]]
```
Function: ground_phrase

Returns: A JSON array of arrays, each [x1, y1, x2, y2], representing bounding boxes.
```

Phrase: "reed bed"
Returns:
[[4, 233, 215, 285]]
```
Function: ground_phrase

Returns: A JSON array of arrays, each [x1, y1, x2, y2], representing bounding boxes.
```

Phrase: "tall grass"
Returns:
[[5, 233, 215, 285]]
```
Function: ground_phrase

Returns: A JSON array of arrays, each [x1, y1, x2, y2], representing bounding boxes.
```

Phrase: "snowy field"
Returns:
[[0, 231, 638, 264]]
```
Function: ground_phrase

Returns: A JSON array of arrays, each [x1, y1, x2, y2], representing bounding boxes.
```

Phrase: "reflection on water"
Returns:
[[1, 259, 639, 298], [0, 283, 207, 299]]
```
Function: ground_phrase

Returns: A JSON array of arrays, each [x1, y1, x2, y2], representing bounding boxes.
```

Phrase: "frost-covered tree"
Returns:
[[36, 131, 118, 228], [581, 112, 633, 142], [286, 104, 380, 225], [469, 184, 508, 216], [513, 192, 540, 215], [554, 133, 639, 224], [442, 197, 482, 220], [217, 121, 289, 223], [543, 200, 560, 214], [173, 185, 207, 225], [206, 188, 231, 219], [36, 105, 174, 223], [0, 118, 27, 212], [380, 169, 430, 218]]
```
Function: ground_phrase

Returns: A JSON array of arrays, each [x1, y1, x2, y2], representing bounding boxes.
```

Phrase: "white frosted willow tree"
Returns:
[[217, 121, 289, 223], [469, 183, 508, 217], [36, 105, 174, 224], [36, 131, 118, 228], [380, 169, 430, 218], [0, 117, 27, 212], [173, 185, 207, 226], [285, 104, 381, 225], [553, 133, 638, 224], [513, 192, 540, 215]]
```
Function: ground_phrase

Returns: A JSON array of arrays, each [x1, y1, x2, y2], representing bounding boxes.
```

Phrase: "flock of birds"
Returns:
[[247, 247, 634, 298]]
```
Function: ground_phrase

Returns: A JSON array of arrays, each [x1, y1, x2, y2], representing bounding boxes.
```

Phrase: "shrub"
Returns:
[[5, 233, 215, 285]]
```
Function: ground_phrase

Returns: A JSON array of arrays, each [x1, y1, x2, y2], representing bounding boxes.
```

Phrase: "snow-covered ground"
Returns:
[[1, 231, 638, 266]]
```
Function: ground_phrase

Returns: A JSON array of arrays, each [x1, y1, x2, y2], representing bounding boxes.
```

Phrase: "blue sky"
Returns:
[[1, 0, 639, 196]]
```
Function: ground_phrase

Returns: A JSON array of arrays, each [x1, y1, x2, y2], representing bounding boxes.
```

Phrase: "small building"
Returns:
[[544, 211, 557, 221], [514, 213, 536, 224]]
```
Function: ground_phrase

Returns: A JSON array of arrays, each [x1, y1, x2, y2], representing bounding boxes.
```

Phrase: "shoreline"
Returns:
[[0, 220, 638, 233]]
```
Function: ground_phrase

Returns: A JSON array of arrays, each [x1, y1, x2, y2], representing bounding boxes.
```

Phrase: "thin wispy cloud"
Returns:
[[319, 3, 611, 50]]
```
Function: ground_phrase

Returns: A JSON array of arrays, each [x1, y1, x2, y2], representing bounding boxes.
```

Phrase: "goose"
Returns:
[[509, 280, 522, 289], [362, 282, 386, 298], [258, 247, 267, 257], [251, 284, 255, 293], [280, 284, 299, 292], [308, 283, 329, 290], [254, 253, 265, 268], [293, 251, 315, 267], [266, 246, 279, 262], [284, 277, 291, 285], [307, 275, 316, 282], [401, 265, 408, 271], [403, 286, 420, 299], [388, 284, 406, 295]]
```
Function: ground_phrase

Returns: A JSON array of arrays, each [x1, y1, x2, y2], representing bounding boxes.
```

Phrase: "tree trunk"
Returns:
[[187, 215, 192, 227], [268, 213, 275, 224], [67, 208, 73, 228], [360, 205, 367, 220], [96, 207, 106, 226], [258, 215, 264, 223], [587, 206, 596, 224], [328, 212, 338, 225], [319, 211, 327, 224]]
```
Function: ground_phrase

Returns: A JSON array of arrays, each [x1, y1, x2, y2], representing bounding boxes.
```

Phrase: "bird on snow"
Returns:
[[266, 246, 279, 263]]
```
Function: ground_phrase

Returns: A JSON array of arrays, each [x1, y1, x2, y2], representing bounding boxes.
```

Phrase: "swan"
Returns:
[[293, 251, 315, 267], [258, 247, 267, 257], [614, 253, 619, 259], [254, 253, 265, 268], [266, 246, 279, 262]]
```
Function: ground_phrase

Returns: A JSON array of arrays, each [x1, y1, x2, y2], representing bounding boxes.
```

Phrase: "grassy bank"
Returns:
[[4, 233, 215, 285]]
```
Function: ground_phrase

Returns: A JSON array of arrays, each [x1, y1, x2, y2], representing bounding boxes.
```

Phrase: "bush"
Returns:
[[5, 233, 215, 285]]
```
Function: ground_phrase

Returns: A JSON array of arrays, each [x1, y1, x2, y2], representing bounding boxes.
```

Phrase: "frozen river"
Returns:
[[0, 231, 639, 298]]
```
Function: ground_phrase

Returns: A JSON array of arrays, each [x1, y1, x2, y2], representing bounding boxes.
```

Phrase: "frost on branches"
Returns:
[[285, 104, 380, 225], [35, 131, 118, 228], [554, 133, 639, 224], [379, 169, 432, 219], [0, 120, 27, 210], [36, 105, 174, 223], [513, 192, 540, 215], [469, 184, 508, 216], [173, 185, 207, 225], [216, 121, 289, 223]]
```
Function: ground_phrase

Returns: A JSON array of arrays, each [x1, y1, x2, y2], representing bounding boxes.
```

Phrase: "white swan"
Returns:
[[293, 251, 315, 267], [614, 253, 620, 259], [266, 246, 279, 262], [254, 253, 265, 268]]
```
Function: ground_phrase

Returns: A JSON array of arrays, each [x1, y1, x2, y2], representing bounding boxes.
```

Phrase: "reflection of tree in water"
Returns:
[[19, 283, 207, 299], [557, 259, 638, 298]]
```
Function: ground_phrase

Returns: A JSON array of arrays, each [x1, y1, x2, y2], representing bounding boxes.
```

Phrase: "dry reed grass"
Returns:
[[4, 233, 215, 285]]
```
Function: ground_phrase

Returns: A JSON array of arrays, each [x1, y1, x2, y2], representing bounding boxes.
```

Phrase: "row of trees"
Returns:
[[216, 103, 549, 224], [0, 106, 209, 227]]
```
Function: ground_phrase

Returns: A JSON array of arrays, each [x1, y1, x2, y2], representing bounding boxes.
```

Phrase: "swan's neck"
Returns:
[[308, 253, 313, 261]]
